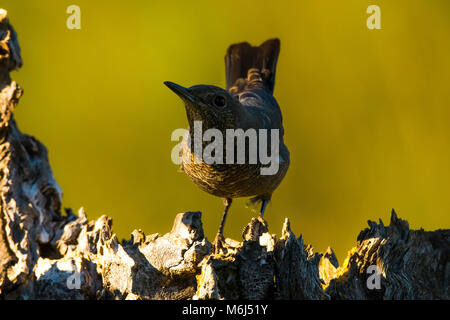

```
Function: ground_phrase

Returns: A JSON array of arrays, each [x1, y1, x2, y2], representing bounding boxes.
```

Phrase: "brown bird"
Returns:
[[165, 38, 289, 252]]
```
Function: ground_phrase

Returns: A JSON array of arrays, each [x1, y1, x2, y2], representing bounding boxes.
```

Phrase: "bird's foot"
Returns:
[[212, 233, 226, 255]]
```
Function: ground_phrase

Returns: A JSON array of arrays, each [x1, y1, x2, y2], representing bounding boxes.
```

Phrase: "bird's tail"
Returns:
[[225, 38, 280, 94]]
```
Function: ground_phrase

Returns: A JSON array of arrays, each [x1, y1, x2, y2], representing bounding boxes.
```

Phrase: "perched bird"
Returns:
[[165, 38, 289, 252]]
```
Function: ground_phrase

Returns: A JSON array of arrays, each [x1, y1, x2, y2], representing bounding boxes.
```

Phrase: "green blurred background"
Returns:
[[3, 0, 450, 262]]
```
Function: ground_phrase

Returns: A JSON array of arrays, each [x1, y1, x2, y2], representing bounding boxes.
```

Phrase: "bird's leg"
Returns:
[[260, 199, 268, 218], [213, 198, 232, 254]]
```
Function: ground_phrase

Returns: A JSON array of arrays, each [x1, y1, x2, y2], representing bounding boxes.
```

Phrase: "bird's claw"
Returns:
[[212, 233, 226, 255]]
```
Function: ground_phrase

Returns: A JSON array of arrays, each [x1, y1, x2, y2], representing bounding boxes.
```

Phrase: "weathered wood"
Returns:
[[0, 9, 448, 300], [323, 211, 449, 299]]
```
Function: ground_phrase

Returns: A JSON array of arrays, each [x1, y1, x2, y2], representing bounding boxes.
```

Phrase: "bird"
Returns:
[[164, 38, 289, 253]]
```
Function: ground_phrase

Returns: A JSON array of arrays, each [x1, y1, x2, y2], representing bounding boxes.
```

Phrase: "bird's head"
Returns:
[[164, 81, 240, 131]]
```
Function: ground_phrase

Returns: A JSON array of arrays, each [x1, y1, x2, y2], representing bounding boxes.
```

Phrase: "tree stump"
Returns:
[[0, 9, 448, 300]]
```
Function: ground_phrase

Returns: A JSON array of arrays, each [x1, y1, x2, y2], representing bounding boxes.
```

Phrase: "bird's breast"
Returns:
[[179, 138, 289, 199]]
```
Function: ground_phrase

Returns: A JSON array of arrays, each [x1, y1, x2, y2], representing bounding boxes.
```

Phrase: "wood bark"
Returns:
[[0, 10, 448, 300]]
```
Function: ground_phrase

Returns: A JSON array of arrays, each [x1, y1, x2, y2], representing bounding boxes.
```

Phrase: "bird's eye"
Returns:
[[213, 95, 227, 107]]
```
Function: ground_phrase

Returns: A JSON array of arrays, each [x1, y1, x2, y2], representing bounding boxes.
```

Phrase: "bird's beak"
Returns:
[[164, 81, 198, 104]]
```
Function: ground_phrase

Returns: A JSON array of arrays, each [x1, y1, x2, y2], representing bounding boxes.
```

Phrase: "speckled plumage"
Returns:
[[165, 39, 289, 252]]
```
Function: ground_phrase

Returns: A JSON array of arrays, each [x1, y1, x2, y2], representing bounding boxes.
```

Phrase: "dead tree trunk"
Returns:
[[0, 10, 448, 300]]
